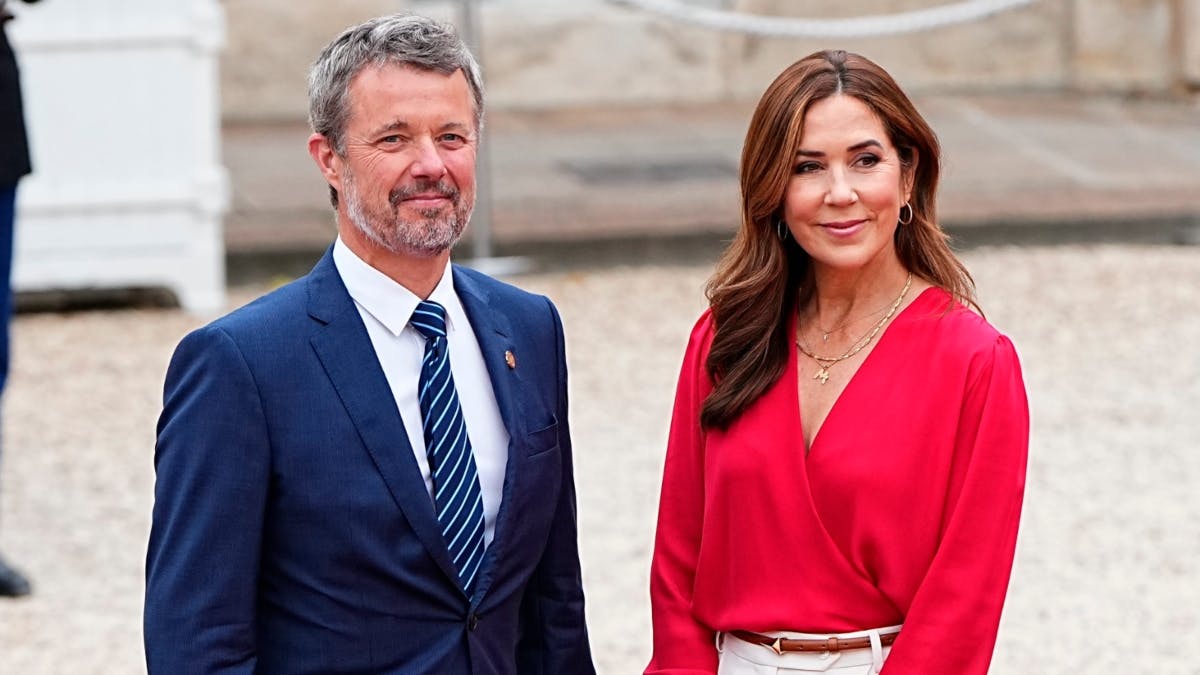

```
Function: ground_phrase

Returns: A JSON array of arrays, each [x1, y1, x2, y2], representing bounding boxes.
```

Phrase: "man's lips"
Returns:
[[390, 180, 459, 209], [399, 193, 452, 206]]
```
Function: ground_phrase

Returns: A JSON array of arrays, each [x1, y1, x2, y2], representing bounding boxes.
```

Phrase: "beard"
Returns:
[[342, 169, 473, 258]]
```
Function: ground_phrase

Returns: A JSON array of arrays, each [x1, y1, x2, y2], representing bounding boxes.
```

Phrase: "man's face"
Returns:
[[334, 64, 478, 258]]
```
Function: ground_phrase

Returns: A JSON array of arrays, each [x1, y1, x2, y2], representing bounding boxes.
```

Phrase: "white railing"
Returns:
[[607, 0, 1041, 38]]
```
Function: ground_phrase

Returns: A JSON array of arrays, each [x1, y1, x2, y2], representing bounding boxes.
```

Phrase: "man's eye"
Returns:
[[380, 135, 401, 144], [439, 133, 466, 144]]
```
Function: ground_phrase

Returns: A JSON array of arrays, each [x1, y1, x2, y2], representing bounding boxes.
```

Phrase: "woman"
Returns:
[[645, 50, 1028, 675]]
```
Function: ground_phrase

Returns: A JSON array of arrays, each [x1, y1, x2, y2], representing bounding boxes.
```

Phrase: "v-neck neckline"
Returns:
[[795, 286, 940, 456]]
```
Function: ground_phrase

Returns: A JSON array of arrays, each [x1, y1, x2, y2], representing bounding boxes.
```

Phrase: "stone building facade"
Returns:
[[221, 0, 1200, 122]]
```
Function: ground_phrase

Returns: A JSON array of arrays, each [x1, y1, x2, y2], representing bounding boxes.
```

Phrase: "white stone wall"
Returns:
[[220, 0, 1199, 123]]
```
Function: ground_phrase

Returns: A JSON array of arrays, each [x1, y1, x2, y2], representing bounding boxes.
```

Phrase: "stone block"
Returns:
[[1184, 0, 1200, 85], [720, 0, 1071, 101], [477, 3, 725, 110], [218, 0, 1191, 123], [221, 0, 408, 122], [1071, 0, 1174, 92], [221, 0, 725, 119]]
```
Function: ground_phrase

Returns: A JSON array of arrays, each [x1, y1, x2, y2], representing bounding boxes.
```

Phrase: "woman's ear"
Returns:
[[902, 150, 919, 203]]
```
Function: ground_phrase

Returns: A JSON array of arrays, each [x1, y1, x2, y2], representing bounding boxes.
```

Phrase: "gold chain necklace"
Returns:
[[796, 273, 912, 385], [815, 301, 892, 342]]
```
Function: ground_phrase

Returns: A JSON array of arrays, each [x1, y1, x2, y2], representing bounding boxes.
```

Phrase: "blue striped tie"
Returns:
[[411, 300, 486, 592]]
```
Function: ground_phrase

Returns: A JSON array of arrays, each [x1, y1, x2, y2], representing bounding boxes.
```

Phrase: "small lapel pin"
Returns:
[[504, 350, 517, 370]]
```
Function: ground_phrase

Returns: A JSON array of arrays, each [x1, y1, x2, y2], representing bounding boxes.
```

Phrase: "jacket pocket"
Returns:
[[525, 416, 559, 457]]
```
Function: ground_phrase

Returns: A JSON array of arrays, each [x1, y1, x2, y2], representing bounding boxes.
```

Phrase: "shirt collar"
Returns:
[[332, 237, 461, 337]]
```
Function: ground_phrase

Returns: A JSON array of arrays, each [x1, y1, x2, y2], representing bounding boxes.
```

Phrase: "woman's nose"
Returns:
[[825, 169, 859, 206]]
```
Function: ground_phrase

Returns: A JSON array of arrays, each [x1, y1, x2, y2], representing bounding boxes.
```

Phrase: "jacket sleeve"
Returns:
[[515, 297, 596, 674], [882, 335, 1029, 674], [645, 312, 718, 675], [144, 325, 270, 674]]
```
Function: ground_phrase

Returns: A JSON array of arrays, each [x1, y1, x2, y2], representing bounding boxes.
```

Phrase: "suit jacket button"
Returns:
[[468, 613, 479, 631]]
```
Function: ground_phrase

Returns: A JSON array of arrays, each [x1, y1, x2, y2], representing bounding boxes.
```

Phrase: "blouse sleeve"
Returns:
[[645, 313, 719, 675], [882, 334, 1029, 674]]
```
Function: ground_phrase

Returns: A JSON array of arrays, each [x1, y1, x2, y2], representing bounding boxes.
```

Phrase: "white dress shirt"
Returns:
[[333, 238, 510, 547]]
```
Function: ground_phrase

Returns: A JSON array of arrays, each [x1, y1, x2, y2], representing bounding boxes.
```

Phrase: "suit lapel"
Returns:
[[454, 266, 524, 437], [453, 266, 525, 603], [305, 250, 461, 591]]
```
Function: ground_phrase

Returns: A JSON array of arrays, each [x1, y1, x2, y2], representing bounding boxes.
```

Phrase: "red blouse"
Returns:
[[646, 287, 1028, 675]]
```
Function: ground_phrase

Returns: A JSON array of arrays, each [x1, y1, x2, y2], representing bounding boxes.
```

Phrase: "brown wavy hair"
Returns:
[[701, 50, 977, 430]]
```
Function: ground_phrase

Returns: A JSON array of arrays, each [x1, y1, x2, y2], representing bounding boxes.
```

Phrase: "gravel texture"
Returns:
[[0, 243, 1198, 673]]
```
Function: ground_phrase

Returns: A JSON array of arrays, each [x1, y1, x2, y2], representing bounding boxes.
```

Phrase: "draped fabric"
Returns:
[[647, 287, 1029, 675]]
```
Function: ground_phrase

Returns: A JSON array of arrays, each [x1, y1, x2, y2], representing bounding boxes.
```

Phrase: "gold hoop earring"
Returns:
[[898, 202, 914, 225]]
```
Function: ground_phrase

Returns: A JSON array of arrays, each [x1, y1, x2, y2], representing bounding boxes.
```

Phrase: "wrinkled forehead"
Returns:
[[344, 63, 477, 130]]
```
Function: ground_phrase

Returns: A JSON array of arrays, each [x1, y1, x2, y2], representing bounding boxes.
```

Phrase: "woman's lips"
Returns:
[[821, 219, 866, 236]]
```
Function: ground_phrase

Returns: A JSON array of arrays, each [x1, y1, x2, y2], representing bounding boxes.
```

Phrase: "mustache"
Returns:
[[389, 180, 459, 206]]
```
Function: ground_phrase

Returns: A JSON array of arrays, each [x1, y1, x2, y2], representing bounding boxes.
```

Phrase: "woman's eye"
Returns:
[[857, 154, 881, 167], [794, 161, 821, 174]]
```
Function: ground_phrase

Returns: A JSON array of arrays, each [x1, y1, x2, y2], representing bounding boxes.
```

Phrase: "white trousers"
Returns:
[[716, 625, 903, 674]]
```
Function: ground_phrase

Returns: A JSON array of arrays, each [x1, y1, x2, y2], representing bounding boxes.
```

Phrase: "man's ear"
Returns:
[[308, 133, 343, 195]]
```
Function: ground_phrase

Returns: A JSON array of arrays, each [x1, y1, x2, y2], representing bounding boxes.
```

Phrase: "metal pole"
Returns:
[[459, 0, 496, 263], [455, 0, 528, 275]]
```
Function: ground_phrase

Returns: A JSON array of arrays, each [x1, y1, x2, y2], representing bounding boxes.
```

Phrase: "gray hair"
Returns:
[[308, 14, 485, 156]]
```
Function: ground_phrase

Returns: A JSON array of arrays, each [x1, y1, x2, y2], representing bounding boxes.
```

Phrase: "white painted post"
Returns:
[[9, 0, 228, 313]]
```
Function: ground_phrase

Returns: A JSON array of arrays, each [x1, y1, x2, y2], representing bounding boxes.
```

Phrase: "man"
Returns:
[[0, 0, 39, 599], [144, 14, 595, 674]]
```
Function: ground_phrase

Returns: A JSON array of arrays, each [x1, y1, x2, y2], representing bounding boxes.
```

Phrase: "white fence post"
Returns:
[[9, 0, 228, 313]]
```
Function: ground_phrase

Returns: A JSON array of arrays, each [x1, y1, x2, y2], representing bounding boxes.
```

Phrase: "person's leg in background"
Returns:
[[0, 181, 30, 598]]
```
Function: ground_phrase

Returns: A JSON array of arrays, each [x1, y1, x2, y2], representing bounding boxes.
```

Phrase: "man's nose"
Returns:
[[409, 138, 448, 180]]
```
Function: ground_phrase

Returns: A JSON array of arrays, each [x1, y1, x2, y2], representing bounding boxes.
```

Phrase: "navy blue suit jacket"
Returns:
[[145, 250, 595, 674]]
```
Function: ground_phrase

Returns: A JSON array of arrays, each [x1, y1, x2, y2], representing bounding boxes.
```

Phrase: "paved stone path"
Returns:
[[1, 243, 1199, 673], [224, 93, 1200, 265]]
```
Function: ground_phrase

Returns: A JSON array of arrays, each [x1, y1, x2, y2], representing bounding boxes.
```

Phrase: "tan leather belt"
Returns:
[[729, 629, 899, 655]]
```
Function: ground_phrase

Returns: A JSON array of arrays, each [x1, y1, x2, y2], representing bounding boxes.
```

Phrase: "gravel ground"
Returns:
[[0, 243, 1197, 674]]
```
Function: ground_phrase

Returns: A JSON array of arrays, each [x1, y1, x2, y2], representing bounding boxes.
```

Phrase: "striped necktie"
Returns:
[[411, 300, 486, 592]]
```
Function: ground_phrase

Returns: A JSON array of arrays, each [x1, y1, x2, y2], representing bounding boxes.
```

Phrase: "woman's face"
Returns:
[[782, 94, 913, 275]]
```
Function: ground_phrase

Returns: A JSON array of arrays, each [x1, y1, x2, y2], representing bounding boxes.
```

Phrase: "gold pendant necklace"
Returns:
[[796, 273, 912, 385]]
